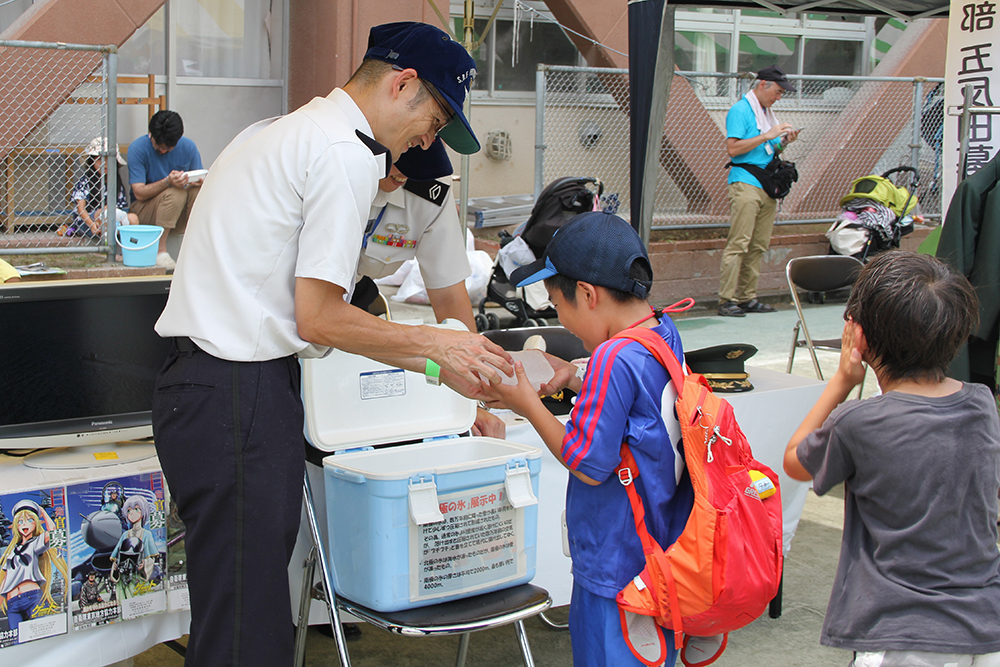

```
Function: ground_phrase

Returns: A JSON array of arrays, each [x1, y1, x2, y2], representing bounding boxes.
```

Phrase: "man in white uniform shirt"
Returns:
[[358, 137, 473, 329], [354, 137, 502, 437], [152, 22, 511, 667]]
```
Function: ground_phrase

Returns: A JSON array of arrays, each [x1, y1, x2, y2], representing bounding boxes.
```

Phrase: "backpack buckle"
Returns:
[[618, 467, 634, 486]]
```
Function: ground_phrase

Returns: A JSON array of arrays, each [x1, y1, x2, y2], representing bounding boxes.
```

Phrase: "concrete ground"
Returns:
[[131, 289, 863, 667]]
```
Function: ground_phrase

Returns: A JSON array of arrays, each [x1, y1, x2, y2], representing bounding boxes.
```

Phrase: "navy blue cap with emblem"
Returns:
[[365, 22, 480, 155], [395, 137, 453, 182]]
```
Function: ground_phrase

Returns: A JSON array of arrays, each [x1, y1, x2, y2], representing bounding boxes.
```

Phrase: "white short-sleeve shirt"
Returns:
[[155, 90, 383, 361], [358, 181, 471, 290]]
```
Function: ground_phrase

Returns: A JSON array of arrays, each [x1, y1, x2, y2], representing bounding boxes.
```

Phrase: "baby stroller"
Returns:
[[827, 166, 920, 263], [475, 176, 603, 332]]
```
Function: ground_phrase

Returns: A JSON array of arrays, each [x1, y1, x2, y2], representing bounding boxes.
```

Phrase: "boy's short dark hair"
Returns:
[[148, 110, 184, 148], [845, 251, 978, 383]]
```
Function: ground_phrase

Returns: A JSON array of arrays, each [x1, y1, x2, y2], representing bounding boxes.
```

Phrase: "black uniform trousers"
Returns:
[[152, 340, 304, 667]]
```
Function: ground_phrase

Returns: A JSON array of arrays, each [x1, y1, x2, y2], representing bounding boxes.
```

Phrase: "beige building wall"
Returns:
[[445, 103, 536, 199]]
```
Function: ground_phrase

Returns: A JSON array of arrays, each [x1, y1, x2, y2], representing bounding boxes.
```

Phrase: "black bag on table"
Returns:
[[728, 156, 798, 200]]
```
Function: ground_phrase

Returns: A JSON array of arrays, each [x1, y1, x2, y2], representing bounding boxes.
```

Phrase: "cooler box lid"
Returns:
[[321, 437, 540, 481], [301, 323, 476, 451]]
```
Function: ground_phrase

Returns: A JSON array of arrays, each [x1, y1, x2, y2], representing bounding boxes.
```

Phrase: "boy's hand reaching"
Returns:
[[484, 361, 544, 418], [538, 352, 578, 395], [485, 361, 601, 486]]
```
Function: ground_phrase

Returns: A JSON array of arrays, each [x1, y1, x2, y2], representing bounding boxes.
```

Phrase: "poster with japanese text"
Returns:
[[408, 483, 526, 604], [0, 486, 69, 649], [943, 0, 1000, 209], [67, 472, 167, 630]]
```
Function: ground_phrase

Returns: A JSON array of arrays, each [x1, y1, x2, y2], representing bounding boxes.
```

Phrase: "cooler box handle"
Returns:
[[505, 459, 537, 508], [408, 476, 444, 525], [327, 468, 366, 485]]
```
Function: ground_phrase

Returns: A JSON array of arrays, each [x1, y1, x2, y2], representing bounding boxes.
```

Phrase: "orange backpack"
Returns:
[[612, 328, 783, 667]]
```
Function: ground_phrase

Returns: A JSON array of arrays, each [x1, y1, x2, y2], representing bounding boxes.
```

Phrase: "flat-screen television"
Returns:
[[0, 276, 172, 467]]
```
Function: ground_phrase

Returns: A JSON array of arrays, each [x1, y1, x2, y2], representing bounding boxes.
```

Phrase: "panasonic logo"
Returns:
[[92, 420, 114, 427]]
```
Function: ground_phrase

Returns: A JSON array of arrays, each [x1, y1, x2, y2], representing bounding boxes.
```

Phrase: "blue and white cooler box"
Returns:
[[301, 323, 541, 613]]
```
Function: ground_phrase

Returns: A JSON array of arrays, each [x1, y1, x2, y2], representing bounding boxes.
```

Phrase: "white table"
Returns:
[[0, 449, 191, 667], [501, 366, 825, 607]]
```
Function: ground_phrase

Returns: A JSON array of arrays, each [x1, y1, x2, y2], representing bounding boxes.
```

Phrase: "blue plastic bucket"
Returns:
[[115, 225, 163, 267]]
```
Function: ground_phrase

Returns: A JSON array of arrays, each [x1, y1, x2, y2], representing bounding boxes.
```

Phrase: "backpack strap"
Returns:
[[613, 327, 687, 390], [612, 327, 689, 649], [616, 442, 685, 649], [617, 445, 658, 556]]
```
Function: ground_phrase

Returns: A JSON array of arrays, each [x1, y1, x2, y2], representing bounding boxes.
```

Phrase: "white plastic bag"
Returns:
[[497, 236, 537, 279], [391, 262, 430, 304], [390, 249, 495, 306], [465, 250, 494, 306], [373, 258, 415, 287], [826, 211, 869, 257]]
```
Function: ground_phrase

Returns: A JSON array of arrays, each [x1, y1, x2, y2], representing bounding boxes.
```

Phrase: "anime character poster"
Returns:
[[67, 472, 167, 630], [0, 486, 70, 649]]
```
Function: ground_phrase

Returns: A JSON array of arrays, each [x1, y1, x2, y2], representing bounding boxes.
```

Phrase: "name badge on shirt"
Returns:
[[764, 143, 774, 156]]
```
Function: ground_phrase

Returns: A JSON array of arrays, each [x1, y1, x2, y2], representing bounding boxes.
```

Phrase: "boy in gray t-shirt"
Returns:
[[784, 251, 1000, 667]]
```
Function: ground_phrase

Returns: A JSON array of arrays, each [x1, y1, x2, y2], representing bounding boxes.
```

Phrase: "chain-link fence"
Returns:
[[0, 40, 119, 256], [536, 66, 946, 230]]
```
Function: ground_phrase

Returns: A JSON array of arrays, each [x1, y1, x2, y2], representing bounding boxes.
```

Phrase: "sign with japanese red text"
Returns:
[[409, 483, 526, 603], [943, 0, 1000, 209]]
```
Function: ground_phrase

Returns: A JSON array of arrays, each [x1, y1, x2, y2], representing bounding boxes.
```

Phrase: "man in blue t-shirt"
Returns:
[[718, 65, 799, 317], [128, 110, 203, 269]]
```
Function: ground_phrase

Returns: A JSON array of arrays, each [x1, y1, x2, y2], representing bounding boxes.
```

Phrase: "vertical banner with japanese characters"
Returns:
[[943, 0, 1000, 210]]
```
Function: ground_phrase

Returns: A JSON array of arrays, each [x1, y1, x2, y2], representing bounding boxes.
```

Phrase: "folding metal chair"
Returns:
[[294, 472, 552, 667], [786, 255, 865, 382]]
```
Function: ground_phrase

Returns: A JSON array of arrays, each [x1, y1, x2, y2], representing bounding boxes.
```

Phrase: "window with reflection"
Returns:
[[118, 0, 281, 79], [456, 16, 578, 95], [739, 33, 799, 74]]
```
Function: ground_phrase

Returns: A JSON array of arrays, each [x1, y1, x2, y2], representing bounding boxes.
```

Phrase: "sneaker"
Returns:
[[738, 298, 777, 313], [156, 252, 176, 270], [717, 302, 746, 317], [682, 633, 726, 666]]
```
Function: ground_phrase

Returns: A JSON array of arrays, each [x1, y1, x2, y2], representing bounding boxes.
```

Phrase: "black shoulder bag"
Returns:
[[727, 156, 798, 200]]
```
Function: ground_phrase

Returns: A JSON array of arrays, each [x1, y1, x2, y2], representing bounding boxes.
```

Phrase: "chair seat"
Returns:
[[314, 582, 552, 637]]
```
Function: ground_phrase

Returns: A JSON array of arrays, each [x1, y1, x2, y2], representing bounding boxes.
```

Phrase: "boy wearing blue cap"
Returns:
[[154, 21, 510, 667], [487, 211, 695, 667]]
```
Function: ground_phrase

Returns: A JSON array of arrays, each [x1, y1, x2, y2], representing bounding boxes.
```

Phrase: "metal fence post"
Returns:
[[911, 78, 923, 177], [534, 65, 547, 202], [107, 47, 119, 261]]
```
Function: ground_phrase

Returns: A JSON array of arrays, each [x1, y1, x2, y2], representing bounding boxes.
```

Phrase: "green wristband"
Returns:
[[425, 359, 441, 385]]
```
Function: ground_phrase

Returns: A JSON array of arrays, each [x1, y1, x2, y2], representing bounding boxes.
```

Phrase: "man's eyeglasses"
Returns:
[[419, 79, 454, 136]]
